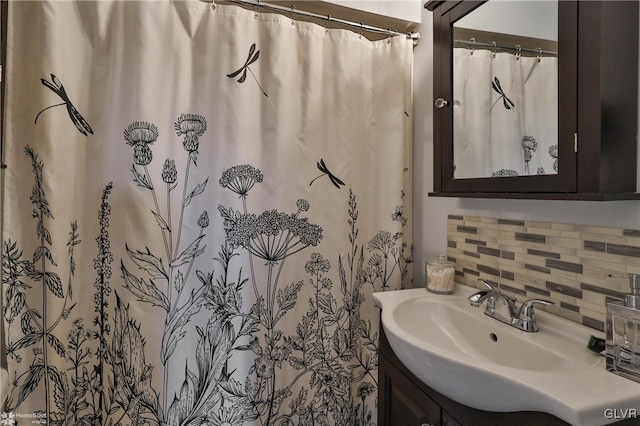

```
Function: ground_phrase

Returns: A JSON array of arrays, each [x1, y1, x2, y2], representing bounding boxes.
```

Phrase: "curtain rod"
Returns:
[[454, 38, 557, 57], [219, 0, 421, 44]]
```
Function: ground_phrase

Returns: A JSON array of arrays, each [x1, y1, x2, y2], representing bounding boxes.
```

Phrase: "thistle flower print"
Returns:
[[124, 122, 158, 165], [133, 142, 153, 165], [162, 159, 177, 184], [197, 210, 209, 228], [522, 135, 537, 174], [174, 114, 207, 152], [124, 121, 159, 145], [522, 136, 537, 160], [219, 164, 264, 198]]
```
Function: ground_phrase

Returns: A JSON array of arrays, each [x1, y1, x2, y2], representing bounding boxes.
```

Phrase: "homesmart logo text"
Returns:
[[1, 412, 47, 425]]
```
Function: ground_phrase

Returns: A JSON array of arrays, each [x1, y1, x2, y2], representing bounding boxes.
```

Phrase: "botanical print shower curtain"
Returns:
[[1, 1, 413, 425], [452, 48, 557, 179]]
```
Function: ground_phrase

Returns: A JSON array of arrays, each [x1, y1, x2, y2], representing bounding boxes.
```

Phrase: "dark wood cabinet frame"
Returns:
[[425, 1, 640, 200]]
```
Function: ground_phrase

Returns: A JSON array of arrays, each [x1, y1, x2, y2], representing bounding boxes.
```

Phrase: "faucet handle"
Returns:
[[517, 299, 554, 332], [478, 279, 497, 291], [519, 298, 554, 319], [477, 279, 516, 301], [468, 279, 497, 306]]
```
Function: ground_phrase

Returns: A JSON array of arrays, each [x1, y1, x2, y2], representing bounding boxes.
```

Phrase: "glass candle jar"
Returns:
[[426, 255, 455, 294]]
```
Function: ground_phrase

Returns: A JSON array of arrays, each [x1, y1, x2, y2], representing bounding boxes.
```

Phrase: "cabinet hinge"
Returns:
[[574, 133, 578, 153]]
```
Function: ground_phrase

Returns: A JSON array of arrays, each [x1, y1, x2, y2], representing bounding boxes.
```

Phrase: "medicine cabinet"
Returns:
[[426, 0, 639, 200]]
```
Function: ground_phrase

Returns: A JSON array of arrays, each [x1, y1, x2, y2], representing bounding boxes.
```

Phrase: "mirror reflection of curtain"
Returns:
[[453, 48, 558, 179]]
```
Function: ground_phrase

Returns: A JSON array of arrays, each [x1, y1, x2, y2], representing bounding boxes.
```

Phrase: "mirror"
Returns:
[[451, 1, 559, 179], [427, 0, 639, 199]]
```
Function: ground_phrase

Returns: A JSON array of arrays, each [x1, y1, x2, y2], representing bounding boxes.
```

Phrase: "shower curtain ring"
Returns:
[[536, 47, 542, 62], [515, 44, 521, 60], [323, 15, 332, 34], [289, 5, 296, 24], [491, 41, 497, 58], [469, 37, 475, 55]]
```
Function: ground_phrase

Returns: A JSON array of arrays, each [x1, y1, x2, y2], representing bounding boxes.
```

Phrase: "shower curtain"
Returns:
[[453, 48, 557, 179], [1, 1, 413, 425]]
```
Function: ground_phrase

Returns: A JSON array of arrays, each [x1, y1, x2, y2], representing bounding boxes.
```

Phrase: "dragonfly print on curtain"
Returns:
[[3, 116, 412, 426], [34, 74, 93, 136], [309, 159, 346, 189], [227, 43, 269, 97]]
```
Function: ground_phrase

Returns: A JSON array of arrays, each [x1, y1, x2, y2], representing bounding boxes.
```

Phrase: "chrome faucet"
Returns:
[[468, 279, 554, 332]]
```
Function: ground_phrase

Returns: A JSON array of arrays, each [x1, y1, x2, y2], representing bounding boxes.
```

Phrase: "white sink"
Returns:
[[373, 287, 640, 426]]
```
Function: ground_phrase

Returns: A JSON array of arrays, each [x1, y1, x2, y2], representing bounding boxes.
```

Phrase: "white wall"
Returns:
[[329, 0, 421, 23], [412, 6, 640, 288], [456, 0, 558, 41]]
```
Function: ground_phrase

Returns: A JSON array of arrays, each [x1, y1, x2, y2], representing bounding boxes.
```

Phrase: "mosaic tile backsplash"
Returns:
[[447, 215, 640, 332]]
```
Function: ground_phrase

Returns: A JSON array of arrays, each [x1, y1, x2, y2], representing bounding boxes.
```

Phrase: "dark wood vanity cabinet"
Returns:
[[379, 352, 463, 426], [378, 327, 638, 426], [425, 1, 639, 200], [379, 354, 442, 426]]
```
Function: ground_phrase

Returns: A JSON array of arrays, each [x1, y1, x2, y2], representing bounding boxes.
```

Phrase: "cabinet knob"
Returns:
[[434, 98, 449, 108]]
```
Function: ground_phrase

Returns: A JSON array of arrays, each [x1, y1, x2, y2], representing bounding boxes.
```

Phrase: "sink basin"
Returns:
[[373, 287, 640, 426], [395, 296, 597, 373]]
